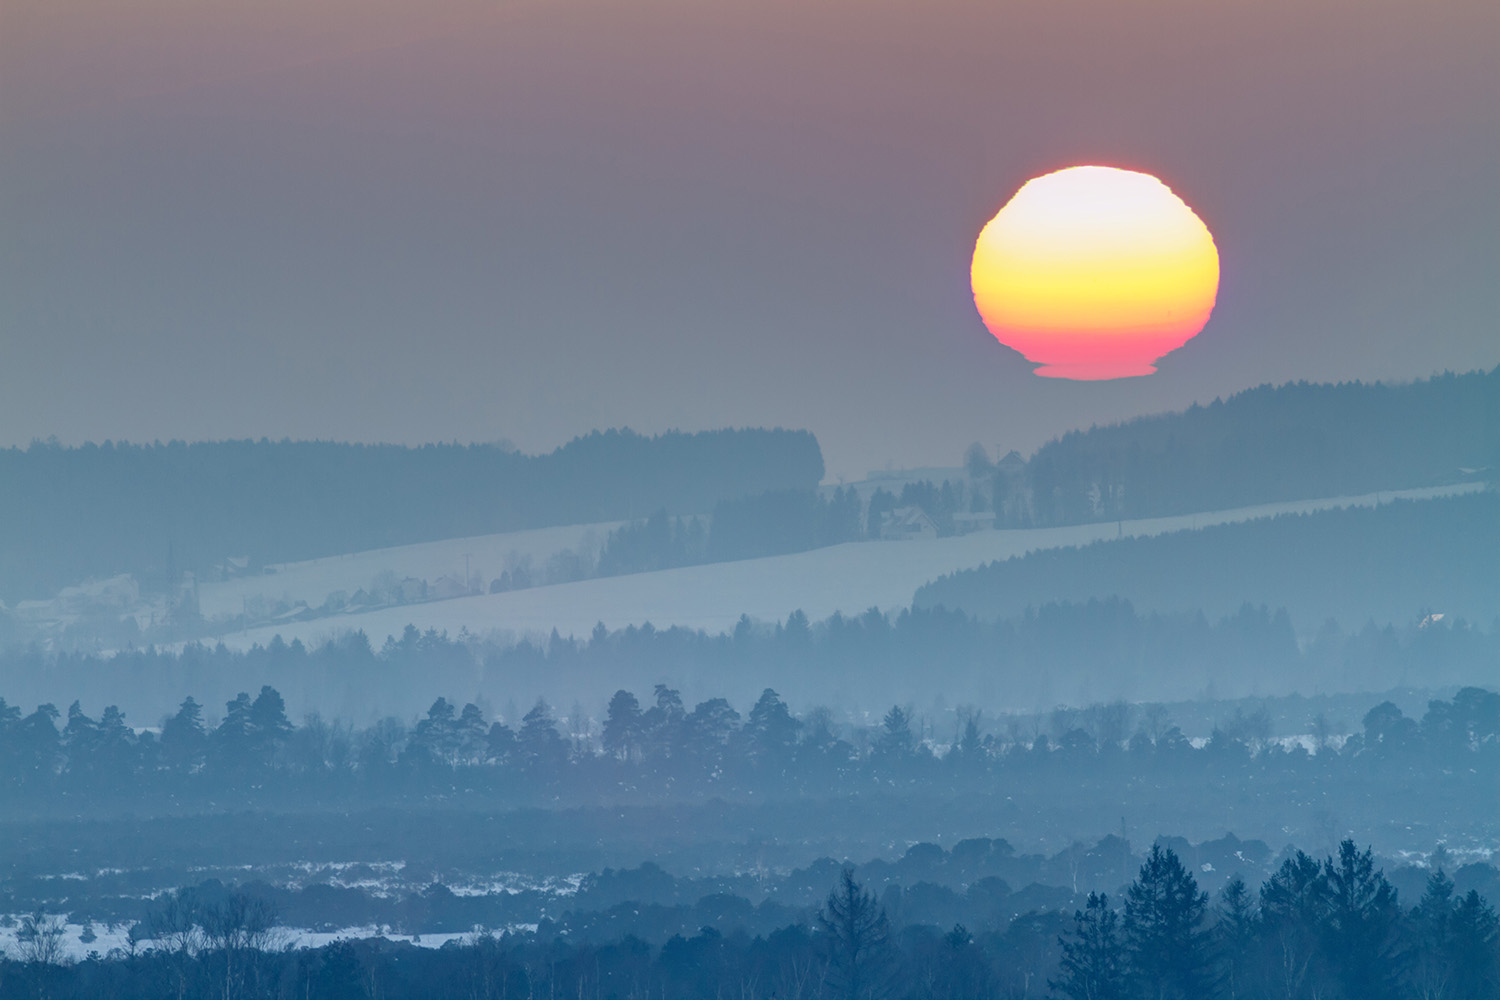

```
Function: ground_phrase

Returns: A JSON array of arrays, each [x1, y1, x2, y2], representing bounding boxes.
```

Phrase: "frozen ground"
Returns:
[[0, 862, 580, 961], [203, 483, 1482, 652], [0, 919, 517, 962]]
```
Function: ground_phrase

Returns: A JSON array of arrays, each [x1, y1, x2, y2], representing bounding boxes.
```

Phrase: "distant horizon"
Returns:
[[7, 0, 1496, 484], [7, 364, 1493, 480]]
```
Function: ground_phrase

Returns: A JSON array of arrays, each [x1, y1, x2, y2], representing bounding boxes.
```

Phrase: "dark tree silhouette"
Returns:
[[1215, 875, 1257, 1000], [819, 869, 895, 1000], [1446, 890, 1500, 1000], [874, 705, 916, 761], [1051, 891, 1125, 1000], [161, 696, 208, 772], [1259, 849, 1331, 1000], [746, 688, 800, 772], [1122, 844, 1211, 1000], [518, 699, 568, 775], [603, 689, 642, 760], [1322, 840, 1402, 1000]]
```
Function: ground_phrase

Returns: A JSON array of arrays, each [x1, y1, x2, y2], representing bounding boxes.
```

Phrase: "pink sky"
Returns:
[[3, 0, 1496, 477]]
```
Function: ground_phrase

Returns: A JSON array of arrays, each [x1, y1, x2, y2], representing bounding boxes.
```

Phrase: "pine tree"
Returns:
[[161, 696, 207, 772], [1409, 866, 1456, 999], [519, 699, 568, 773], [746, 688, 800, 771], [1051, 892, 1125, 1000], [1322, 840, 1401, 1000], [1122, 844, 1211, 1000], [216, 693, 255, 773], [1446, 890, 1499, 1000], [1259, 850, 1328, 1000], [457, 703, 488, 764], [1215, 875, 1257, 1000], [874, 705, 915, 760], [248, 685, 293, 767], [413, 697, 459, 767], [602, 689, 642, 760]]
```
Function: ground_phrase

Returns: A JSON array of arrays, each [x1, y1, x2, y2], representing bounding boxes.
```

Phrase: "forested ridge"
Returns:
[[915, 491, 1500, 627], [0, 429, 824, 602], [1, 676, 1493, 833], [1022, 368, 1499, 524]]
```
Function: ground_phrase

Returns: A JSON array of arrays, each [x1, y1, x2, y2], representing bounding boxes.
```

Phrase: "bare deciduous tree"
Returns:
[[818, 870, 894, 1000], [17, 910, 68, 965]]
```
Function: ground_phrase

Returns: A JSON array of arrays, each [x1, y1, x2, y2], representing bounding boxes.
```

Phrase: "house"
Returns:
[[995, 449, 1026, 479], [430, 573, 472, 600], [880, 506, 939, 541]]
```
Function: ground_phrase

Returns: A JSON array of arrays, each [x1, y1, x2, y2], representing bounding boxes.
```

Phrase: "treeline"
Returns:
[[0, 428, 824, 601], [2, 677, 1494, 805], [916, 491, 1500, 628], [4, 841, 1496, 1000], [1021, 367, 1499, 525], [4, 599, 1497, 728]]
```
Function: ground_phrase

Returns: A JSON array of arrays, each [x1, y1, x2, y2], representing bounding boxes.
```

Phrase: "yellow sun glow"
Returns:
[[971, 166, 1220, 379]]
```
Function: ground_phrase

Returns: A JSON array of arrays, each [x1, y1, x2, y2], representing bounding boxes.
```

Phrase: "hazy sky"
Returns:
[[3, 0, 1496, 480]]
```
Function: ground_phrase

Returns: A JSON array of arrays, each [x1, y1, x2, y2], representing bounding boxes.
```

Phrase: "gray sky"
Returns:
[[3, 0, 1496, 480]]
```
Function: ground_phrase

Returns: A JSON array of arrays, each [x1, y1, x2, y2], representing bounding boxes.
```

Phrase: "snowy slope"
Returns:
[[201, 484, 1481, 652], [194, 521, 623, 619]]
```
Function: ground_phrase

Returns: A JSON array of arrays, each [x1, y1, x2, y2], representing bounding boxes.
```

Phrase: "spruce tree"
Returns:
[[1409, 866, 1456, 999], [1446, 890, 1498, 1000], [1215, 875, 1257, 1000], [1122, 844, 1211, 1000], [1051, 891, 1125, 1000], [1259, 851, 1329, 1000], [1321, 840, 1401, 1000]]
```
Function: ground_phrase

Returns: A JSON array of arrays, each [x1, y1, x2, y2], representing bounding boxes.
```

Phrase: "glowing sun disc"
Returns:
[[971, 166, 1220, 380]]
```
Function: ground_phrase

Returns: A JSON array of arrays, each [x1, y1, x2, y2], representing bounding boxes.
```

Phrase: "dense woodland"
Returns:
[[4, 595, 1497, 726], [916, 491, 1500, 628], [0, 429, 825, 601], [1023, 369, 1498, 525], [1, 676, 1494, 813], [2, 838, 1495, 1000]]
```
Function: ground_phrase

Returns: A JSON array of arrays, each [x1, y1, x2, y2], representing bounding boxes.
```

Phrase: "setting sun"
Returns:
[[971, 166, 1220, 380]]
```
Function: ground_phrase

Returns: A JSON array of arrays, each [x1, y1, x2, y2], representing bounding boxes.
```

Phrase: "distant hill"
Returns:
[[1020, 368, 1498, 525], [0, 428, 824, 601], [914, 491, 1500, 629]]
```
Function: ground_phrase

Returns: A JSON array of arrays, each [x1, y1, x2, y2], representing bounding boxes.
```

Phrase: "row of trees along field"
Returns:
[[1, 683, 1494, 801], [5, 598, 1495, 732], [3, 841, 1495, 999]]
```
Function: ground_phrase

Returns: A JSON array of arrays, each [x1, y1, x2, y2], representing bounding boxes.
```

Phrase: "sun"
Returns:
[[971, 166, 1220, 380]]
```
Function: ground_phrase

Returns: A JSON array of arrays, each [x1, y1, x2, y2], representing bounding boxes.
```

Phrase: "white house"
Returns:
[[880, 506, 939, 541]]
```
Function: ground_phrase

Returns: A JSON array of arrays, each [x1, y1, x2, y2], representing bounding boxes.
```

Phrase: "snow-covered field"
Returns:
[[203, 483, 1483, 652], [194, 520, 623, 619], [0, 919, 521, 962], [0, 862, 580, 961]]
